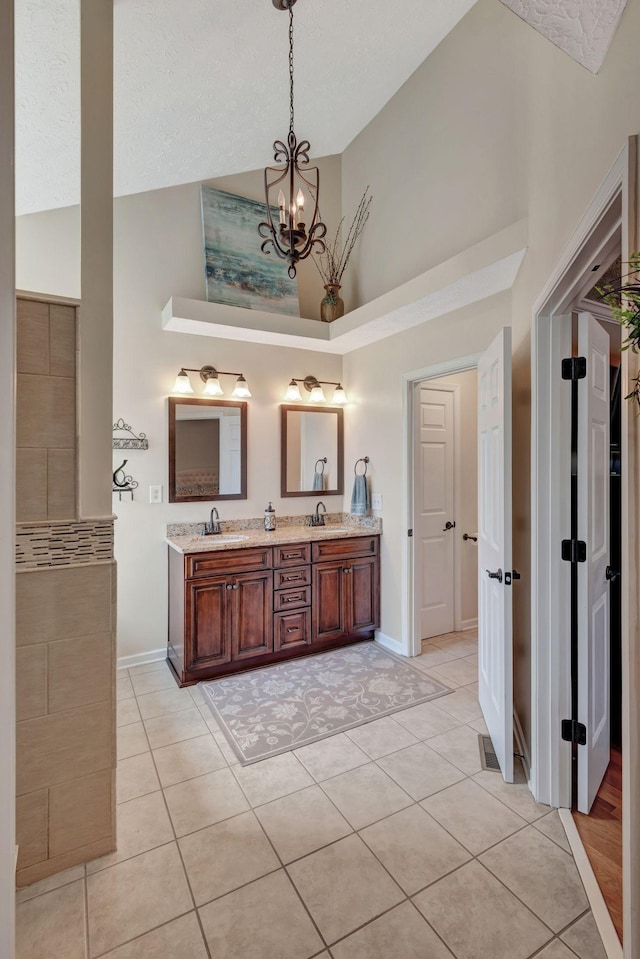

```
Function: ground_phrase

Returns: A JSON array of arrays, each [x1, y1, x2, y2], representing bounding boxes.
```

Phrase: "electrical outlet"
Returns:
[[149, 485, 163, 504], [372, 493, 383, 511]]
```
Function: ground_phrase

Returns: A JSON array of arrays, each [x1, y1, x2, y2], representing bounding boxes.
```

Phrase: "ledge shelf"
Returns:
[[162, 219, 528, 355]]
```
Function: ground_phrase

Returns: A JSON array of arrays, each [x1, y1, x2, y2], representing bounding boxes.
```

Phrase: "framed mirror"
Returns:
[[169, 397, 247, 502], [281, 405, 344, 497]]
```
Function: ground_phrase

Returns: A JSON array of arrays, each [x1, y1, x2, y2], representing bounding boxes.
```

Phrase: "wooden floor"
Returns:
[[572, 747, 623, 943]]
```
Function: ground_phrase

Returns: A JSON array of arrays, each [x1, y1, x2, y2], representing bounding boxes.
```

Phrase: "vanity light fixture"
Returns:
[[171, 365, 252, 398], [284, 375, 348, 405]]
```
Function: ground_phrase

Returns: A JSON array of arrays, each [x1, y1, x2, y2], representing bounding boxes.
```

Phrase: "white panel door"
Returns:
[[415, 385, 456, 640], [478, 328, 513, 782], [577, 312, 611, 814]]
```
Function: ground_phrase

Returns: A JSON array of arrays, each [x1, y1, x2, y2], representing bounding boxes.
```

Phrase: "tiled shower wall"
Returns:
[[15, 295, 116, 887]]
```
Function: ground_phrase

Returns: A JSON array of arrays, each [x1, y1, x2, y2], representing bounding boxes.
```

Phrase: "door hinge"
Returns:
[[561, 539, 587, 563], [408, 529, 413, 537], [561, 357, 586, 380], [561, 719, 587, 746]]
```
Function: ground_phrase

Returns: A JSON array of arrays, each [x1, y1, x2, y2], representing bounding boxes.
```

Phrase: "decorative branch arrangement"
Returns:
[[313, 187, 373, 287], [598, 252, 640, 406]]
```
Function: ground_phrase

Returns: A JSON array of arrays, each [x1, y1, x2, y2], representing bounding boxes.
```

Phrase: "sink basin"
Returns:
[[204, 534, 249, 543]]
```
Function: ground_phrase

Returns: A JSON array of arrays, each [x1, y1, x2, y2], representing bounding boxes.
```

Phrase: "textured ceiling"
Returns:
[[498, 0, 628, 73], [15, 0, 477, 216]]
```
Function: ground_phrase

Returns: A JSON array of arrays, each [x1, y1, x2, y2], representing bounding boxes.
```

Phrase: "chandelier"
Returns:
[[259, 0, 326, 279]]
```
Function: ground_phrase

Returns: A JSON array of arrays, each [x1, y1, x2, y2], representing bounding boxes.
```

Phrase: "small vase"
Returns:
[[320, 283, 345, 323]]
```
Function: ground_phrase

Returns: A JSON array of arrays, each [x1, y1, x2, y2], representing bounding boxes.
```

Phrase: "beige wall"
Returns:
[[342, 292, 510, 644], [17, 162, 344, 662], [341, 0, 640, 743], [16, 0, 640, 746]]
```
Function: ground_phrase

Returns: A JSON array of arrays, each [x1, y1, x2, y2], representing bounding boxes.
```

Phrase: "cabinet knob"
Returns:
[[232, 584, 239, 590], [226, 584, 232, 590], [343, 567, 351, 574]]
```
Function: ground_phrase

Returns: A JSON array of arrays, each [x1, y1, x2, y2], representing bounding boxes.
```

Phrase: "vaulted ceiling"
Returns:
[[14, 0, 477, 216], [15, 0, 630, 218]]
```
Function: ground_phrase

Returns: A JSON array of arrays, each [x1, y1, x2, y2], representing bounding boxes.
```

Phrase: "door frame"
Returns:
[[530, 139, 638, 954], [403, 354, 481, 657]]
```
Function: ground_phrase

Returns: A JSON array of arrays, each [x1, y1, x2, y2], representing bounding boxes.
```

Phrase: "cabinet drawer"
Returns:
[[186, 547, 273, 580], [273, 542, 311, 568], [274, 609, 311, 651], [311, 536, 379, 563], [273, 565, 311, 590], [273, 585, 311, 613]]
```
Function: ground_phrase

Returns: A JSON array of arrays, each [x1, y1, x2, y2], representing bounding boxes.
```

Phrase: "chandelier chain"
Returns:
[[288, 1, 295, 134]]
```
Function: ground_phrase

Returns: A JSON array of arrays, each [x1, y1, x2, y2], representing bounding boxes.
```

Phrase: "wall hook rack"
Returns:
[[113, 460, 139, 501], [112, 418, 149, 450]]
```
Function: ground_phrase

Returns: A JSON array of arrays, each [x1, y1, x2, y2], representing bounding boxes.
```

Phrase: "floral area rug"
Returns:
[[200, 642, 452, 765]]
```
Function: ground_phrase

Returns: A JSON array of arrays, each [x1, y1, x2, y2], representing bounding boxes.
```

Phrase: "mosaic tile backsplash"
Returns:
[[16, 521, 114, 568]]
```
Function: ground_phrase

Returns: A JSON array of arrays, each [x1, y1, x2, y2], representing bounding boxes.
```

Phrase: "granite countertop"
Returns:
[[166, 523, 381, 555]]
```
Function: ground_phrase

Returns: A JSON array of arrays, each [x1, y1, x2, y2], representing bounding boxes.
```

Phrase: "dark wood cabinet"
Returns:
[[168, 533, 380, 685], [312, 553, 380, 644], [187, 576, 232, 669], [231, 570, 273, 660], [312, 561, 346, 642]]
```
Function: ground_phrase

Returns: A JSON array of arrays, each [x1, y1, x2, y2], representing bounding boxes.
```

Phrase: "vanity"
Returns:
[[166, 526, 380, 686], [165, 390, 379, 686]]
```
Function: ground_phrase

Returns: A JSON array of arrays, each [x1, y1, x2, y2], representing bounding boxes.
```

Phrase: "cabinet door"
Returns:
[[312, 561, 346, 642], [346, 556, 380, 634], [232, 570, 274, 660], [186, 577, 232, 669]]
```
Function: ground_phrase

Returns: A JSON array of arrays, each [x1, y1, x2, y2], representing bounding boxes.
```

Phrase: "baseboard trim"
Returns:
[[117, 648, 166, 671], [558, 808, 622, 959], [375, 631, 407, 657], [461, 618, 478, 631]]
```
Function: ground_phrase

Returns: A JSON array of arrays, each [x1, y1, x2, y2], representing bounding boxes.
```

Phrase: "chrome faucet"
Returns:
[[204, 507, 221, 535], [310, 501, 327, 527]]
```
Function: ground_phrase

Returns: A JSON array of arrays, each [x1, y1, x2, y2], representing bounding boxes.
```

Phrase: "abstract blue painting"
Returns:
[[201, 186, 300, 317]]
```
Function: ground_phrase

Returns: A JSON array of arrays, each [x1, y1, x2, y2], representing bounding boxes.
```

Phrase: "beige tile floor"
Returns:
[[16, 630, 608, 959]]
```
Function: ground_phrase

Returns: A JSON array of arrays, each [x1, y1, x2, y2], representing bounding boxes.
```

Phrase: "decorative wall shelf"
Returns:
[[162, 219, 528, 355], [113, 419, 149, 450]]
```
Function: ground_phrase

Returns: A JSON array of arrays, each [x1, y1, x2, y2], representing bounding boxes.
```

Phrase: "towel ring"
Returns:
[[314, 457, 327, 474], [354, 456, 369, 476]]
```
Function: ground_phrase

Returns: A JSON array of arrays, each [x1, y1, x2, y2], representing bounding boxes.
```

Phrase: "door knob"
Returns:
[[606, 566, 620, 582], [486, 568, 503, 583], [443, 521, 456, 532]]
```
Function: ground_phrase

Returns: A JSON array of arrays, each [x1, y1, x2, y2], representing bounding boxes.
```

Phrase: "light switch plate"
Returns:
[[149, 485, 163, 504], [372, 493, 383, 511]]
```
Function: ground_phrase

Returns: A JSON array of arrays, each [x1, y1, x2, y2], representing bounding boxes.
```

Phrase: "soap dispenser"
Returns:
[[264, 502, 276, 532]]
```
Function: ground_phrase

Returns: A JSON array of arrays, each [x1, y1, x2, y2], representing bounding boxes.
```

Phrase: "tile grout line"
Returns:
[[111, 653, 593, 959], [222, 757, 332, 954], [135, 664, 216, 959], [92, 664, 217, 959]]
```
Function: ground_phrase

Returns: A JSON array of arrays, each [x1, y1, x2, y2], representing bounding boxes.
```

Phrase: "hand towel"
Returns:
[[312, 471, 324, 491], [350, 473, 370, 516]]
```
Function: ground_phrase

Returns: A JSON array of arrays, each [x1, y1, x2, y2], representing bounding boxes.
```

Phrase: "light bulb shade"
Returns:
[[232, 375, 252, 399], [172, 369, 194, 394], [333, 385, 348, 405], [284, 379, 302, 402], [309, 385, 326, 403], [203, 375, 224, 397]]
